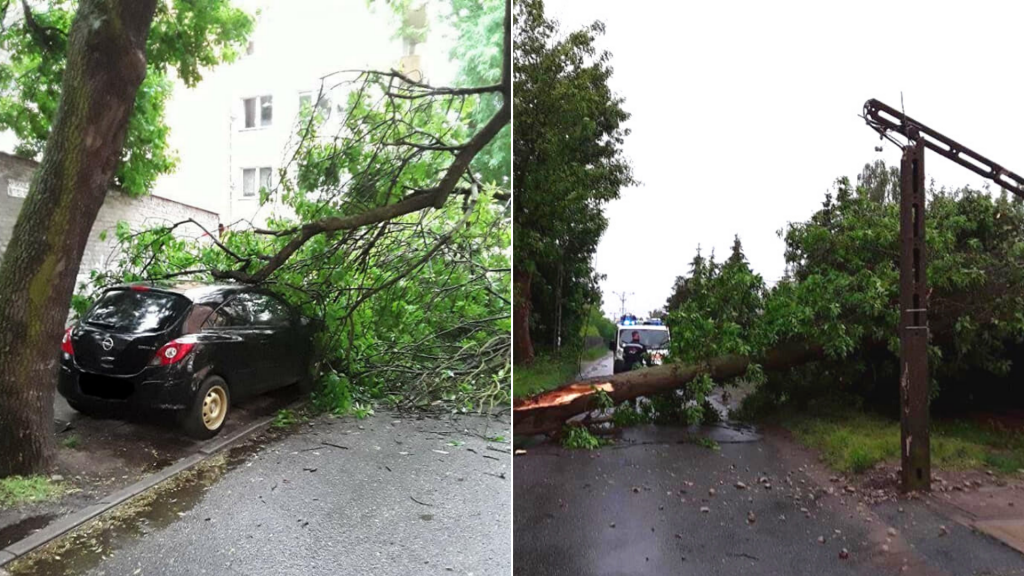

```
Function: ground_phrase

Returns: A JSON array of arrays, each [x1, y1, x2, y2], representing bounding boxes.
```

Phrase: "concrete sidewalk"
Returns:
[[0, 386, 303, 554], [6, 411, 511, 576]]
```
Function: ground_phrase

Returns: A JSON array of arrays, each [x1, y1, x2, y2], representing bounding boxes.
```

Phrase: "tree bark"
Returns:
[[0, 0, 157, 477], [513, 342, 824, 436], [513, 267, 535, 364]]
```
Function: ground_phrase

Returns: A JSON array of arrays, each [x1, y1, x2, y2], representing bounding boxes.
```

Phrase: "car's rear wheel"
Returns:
[[181, 376, 230, 439]]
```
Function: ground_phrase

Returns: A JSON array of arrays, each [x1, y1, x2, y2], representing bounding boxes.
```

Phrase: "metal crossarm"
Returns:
[[864, 99, 1024, 198]]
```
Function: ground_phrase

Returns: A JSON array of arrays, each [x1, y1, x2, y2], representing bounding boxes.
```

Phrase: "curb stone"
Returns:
[[0, 402, 295, 568]]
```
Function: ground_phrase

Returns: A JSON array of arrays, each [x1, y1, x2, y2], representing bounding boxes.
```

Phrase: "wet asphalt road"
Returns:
[[11, 412, 511, 576], [515, 425, 886, 576], [577, 353, 613, 380], [514, 355, 1024, 576]]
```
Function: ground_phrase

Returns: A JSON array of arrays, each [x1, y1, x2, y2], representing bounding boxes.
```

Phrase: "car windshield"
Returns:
[[83, 289, 190, 334], [619, 329, 670, 349]]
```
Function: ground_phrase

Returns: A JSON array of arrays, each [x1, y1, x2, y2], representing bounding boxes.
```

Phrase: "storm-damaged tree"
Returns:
[[515, 175, 1024, 436], [513, 0, 633, 365], [0, 0, 253, 477], [77, 2, 513, 426], [0, 0, 512, 477]]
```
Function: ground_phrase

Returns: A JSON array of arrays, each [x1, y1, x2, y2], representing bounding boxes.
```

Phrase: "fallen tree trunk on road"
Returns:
[[513, 342, 824, 436]]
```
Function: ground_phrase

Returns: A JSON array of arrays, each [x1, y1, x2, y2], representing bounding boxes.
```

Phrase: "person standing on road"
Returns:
[[622, 330, 647, 371]]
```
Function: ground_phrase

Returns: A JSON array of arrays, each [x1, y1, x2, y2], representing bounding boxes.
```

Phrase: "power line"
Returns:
[[611, 290, 633, 319]]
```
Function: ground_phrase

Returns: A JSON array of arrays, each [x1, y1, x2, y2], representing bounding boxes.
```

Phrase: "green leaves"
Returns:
[[668, 162, 1024, 412], [0, 0, 253, 195], [514, 0, 633, 351]]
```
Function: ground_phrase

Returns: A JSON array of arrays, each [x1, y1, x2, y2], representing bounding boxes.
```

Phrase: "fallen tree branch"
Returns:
[[211, 0, 511, 285], [512, 342, 824, 436]]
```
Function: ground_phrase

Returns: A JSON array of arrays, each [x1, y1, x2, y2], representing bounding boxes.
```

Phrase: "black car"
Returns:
[[59, 283, 315, 438]]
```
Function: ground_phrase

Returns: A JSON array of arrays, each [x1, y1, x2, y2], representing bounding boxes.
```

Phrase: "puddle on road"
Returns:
[[0, 514, 58, 550], [6, 438, 270, 576]]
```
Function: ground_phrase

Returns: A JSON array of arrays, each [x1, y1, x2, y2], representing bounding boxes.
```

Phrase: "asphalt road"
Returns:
[[577, 352, 613, 380], [514, 359, 1024, 576], [9, 412, 511, 576]]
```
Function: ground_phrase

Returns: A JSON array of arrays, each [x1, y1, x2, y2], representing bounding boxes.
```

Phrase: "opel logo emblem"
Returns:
[[101, 337, 114, 351]]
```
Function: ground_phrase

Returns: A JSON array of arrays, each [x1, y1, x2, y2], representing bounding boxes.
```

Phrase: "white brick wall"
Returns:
[[0, 152, 220, 288]]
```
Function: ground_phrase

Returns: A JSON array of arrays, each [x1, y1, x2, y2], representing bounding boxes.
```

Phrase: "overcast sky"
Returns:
[[542, 0, 1024, 319]]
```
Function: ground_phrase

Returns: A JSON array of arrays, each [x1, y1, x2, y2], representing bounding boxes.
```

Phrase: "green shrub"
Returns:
[[313, 372, 353, 415], [272, 409, 298, 429], [561, 425, 604, 450]]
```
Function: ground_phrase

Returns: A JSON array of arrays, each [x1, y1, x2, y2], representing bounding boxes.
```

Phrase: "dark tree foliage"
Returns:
[[664, 163, 1024, 418], [512, 0, 634, 362]]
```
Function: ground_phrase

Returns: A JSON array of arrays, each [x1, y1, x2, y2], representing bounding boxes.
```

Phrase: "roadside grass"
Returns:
[[513, 355, 577, 399], [784, 411, 1024, 474], [513, 346, 609, 399], [0, 476, 64, 509], [61, 435, 80, 450], [580, 344, 609, 362]]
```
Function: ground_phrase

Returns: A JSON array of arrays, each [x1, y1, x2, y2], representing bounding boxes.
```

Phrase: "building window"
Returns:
[[403, 36, 418, 56], [242, 96, 272, 129], [259, 167, 272, 192], [260, 95, 273, 126], [242, 167, 272, 198], [242, 168, 256, 197], [243, 98, 256, 128]]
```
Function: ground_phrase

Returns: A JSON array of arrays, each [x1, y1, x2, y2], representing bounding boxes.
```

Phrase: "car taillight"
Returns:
[[151, 339, 196, 366], [61, 327, 74, 356]]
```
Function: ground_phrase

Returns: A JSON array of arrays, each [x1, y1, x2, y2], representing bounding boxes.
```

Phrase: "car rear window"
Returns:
[[83, 289, 190, 334]]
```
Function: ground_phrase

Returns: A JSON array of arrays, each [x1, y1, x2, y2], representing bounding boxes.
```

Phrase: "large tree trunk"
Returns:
[[513, 267, 535, 364], [0, 0, 157, 477], [513, 342, 823, 436]]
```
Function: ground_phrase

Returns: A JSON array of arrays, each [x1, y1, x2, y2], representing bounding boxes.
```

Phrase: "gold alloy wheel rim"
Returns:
[[202, 385, 228, 431]]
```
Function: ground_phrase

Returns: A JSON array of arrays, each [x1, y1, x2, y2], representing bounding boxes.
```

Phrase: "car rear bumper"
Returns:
[[58, 363, 198, 411]]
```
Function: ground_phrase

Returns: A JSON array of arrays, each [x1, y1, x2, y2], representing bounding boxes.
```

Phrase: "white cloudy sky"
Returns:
[[542, 0, 1024, 319]]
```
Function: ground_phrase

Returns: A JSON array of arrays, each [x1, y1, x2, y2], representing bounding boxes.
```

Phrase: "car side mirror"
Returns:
[[609, 340, 616, 351]]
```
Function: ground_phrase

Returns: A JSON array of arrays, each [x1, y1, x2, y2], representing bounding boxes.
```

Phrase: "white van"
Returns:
[[611, 315, 671, 374]]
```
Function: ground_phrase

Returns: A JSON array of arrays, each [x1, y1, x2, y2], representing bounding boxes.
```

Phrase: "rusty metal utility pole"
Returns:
[[864, 98, 1024, 492], [899, 139, 930, 492]]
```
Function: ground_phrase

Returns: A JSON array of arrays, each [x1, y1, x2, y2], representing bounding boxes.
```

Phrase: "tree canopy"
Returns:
[[0, 0, 254, 195], [448, 0, 508, 185], [662, 164, 1024, 420], [512, 0, 633, 361]]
